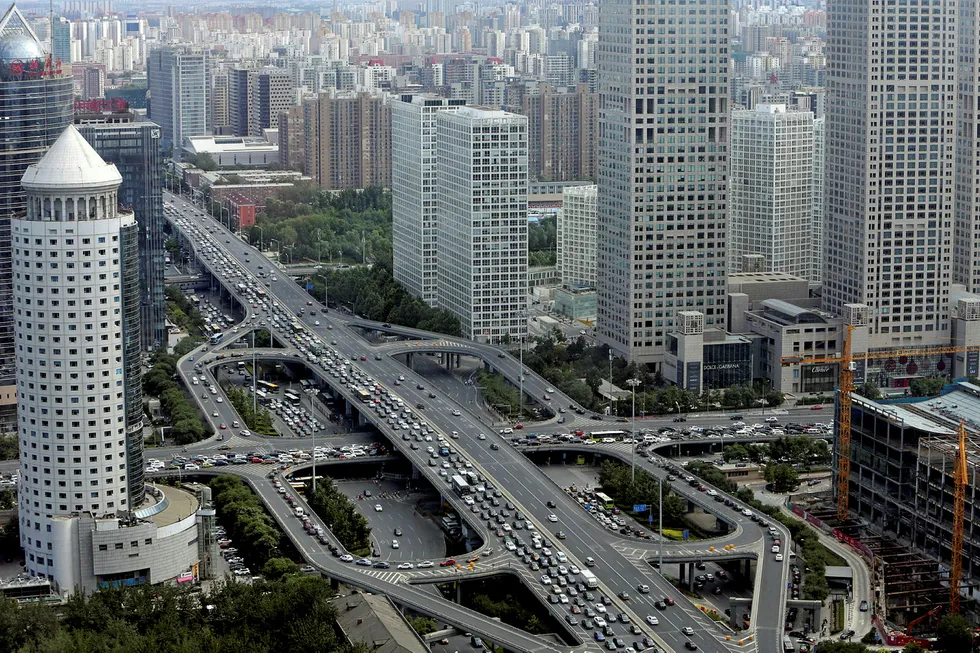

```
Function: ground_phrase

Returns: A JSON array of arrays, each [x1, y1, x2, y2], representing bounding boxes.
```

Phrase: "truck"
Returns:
[[580, 569, 599, 589]]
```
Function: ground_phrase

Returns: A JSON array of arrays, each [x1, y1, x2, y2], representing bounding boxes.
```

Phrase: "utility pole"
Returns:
[[252, 330, 257, 418], [627, 378, 641, 483]]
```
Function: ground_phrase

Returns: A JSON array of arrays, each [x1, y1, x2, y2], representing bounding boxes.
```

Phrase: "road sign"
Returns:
[[306, 283, 314, 291], [683, 530, 689, 540], [649, 513, 653, 524], [633, 504, 647, 513]]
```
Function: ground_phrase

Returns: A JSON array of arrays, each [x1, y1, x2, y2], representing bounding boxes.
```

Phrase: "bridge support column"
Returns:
[[679, 563, 686, 584], [406, 353, 413, 370], [743, 559, 751, 578], [456, 581, 461, 603], [687, 562, 695, 592]]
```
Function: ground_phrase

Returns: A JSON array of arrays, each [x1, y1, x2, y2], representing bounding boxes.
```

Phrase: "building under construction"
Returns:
[[847, 384, 980, 621]]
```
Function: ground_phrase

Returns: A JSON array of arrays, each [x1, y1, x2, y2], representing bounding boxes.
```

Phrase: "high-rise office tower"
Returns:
[[303, 91, 391, 190], [147, 45, 208, 154], [392, 94, 464, 306], [955, 1, 980, 293], [595, 0, 730, 365], [0, 3, 74, 431], [558, 184, 598, 289], [824, 0, 955, 346], [729, 104, 815, 280], [15, 125, 144, 584], [81, 65, 104, 99], [76, 120, 166, 351], [52, 16, 70, 64], [435, 107, 528, 343]]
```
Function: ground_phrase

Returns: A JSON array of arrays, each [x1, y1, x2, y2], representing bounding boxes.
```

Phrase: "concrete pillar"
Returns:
[[406, 353, 413, 369], [687, 562, 695, 591], [744, 559, 751, 577], [456, 581, 461, 603], [679, 563, 686, 584]]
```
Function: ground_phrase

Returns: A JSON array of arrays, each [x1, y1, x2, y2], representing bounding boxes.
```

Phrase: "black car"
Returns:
[[684, 644, 698, 651], [547, 500, 557, 508], [373, 561, 390, 569], [416, 403, 425, 409]]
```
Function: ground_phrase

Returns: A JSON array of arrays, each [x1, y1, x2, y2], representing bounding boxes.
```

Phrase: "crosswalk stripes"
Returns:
[[362, 570, 406, 584]]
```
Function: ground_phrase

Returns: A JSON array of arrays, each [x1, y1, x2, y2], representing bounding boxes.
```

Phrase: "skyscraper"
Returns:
[[303, 91, 392, 190], [595, 0, 730, 366], [15, 125, 144, 584], [392, 94, 464, 306], [147, 45, 208, 155], [0, 3, 74, 431], [435, 107, 528, 343], [77, 120, 166, 351], [955, 0, 980, 293], [729, 104, 815, 280], [52, 16, 70, 64], [824, 0, 954, 346]]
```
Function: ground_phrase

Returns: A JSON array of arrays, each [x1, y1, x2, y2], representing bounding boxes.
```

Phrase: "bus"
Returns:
[[594, 492, 615, 510], [356, 389, 372, 403], [283, 391, 301, 405], [236, 283, 247, 294], [222, 315, 235, 326], [256, 289, 266, 298], [257, 380, 279, 392], [451, 475, 471, 497], [290, 322, 304, 334], [209, 332, 223, 344], [590, 430, 627, 440], [255, 388, 269, 403]]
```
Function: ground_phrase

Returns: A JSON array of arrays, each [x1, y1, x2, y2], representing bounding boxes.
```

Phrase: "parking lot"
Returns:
[[335, 479, 448, 562]]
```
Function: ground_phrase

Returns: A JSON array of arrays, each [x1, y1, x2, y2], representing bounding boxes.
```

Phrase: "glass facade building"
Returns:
[[77, 122, 166, 351], [0, 3, 74, 427]]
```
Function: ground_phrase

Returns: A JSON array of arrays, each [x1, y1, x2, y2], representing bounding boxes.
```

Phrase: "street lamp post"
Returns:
[[252, 331, 257, 417], [627, 378, 641, 483], [255, 225, 264, 252], [307, 388, 318, 492], [269, 239, 281, 263], [658, 479, 664, 572]]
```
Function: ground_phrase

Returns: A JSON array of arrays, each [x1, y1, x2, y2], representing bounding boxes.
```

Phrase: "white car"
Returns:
[[215, 397, 223, 403], [546, 387, 554, 393], [646, 616, 659, 626], [541, 575, 552, 585], [594, 603, 607, 614], [478, 434, 486, 440], [558, 594, 569, 604], [374, 504, 383, 512], [594, 617, 607, 628], [548, 514, 558, 522], [771, 545, 780, 554], [340, 554, 354, 563], [418, 561, 434, 568], [397, 562, 414, 569], [392, 540, 400, 549], [452, 409, 461, 416], [775, 553, 784, 561], [682, 627, 694, 636]]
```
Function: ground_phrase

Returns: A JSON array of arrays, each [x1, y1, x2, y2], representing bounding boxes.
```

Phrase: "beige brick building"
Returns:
[[303, 91, 392, 190]]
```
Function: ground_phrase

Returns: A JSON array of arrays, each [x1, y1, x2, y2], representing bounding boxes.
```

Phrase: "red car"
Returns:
[[467, 556, 480, 563], [440, 559, 457, 567], [219, 423, 227, 429], [810, 405, 823, 410], [664, 596, 676, 606], [514, 423, 524, 430], [360, 355, 367, 361]]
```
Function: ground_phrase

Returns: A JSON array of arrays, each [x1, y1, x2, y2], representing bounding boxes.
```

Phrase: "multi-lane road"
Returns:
[[161, 190, 793, 653]]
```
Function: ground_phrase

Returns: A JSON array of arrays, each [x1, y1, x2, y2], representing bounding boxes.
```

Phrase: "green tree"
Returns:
[[173, 335, 204, 358], [765, 463, 800, 492], [814, 644, 870, 653], [408, 615, 438, 636], [262, 556, 299, 580], [909, 377, 946, 397], [902, 643, 926, 653], [936, 613, 973, 653], [856, 383, 883, 400], [189, 152, 218, 171], [164, 237, 180, 257]]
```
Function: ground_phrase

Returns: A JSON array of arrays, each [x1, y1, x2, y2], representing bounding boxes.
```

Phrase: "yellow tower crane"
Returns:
[[950, 420, 968, 614], [783, 335, 974, 523]]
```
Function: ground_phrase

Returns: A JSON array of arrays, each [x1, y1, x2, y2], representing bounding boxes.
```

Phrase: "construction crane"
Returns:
[[905, 605, 943, 637], [782, 334, 975, 523], [951, 420, 968, 614]]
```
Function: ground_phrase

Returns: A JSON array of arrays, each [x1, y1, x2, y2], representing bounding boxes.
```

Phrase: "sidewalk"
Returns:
[[776, 503, 874, 641]]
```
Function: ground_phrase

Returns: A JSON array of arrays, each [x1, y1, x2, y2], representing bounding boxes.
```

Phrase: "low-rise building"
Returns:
[[182, 133, 279, 168]]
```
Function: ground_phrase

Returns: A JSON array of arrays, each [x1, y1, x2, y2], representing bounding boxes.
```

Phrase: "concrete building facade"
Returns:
[[824, 0, 955, 347], [435, 107, 528, 343], [596, 0, 730, 366], [729, 104, 815, 280], [557, 184, 597, 290], [392, 94, 464, 306], [510, 83, 597, 182], [303, 91, 391, 190]]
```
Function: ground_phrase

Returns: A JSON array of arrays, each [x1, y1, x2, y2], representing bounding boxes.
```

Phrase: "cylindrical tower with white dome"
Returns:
[[14, 124, 143, 588]]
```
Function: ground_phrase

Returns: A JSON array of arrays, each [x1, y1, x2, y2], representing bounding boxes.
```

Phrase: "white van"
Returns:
[[294, 507, 305, 518], [191, 377, 199, 385]]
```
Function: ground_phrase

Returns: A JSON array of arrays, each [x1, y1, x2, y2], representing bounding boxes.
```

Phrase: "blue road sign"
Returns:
[[306, 283, 314, 291], [649, 513, 653, 524], [683, 530, 689, 540], [633, 504, 647, 513]]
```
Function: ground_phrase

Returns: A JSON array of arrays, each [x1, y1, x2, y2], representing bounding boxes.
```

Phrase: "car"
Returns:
[[356, 559, 372, 566], [663, 596, 675, 606], [771, 545, 780, 553], [374, 504, 383, 512], [681, 627, 694, 636], [391, 539, 400, 549], [556, 531, 567, 539], [811, 405, 823, 410], [840, 629, 855, 640], [219, 423, 227, 429], [548, 514, 558, 522], [645, 616, 659, 626], [637, 584, 650, 593], [397, 562, 414, 570], [394, 528, 403, 536], [418, 561, 434, 568], [654, 601, 667, 611], [859, 600, 869, 612], [775, 553, 784, 561], [440, 559, 457, 567], [684, 643, 698, 651], [452, 409, 461, 416], [339, 554, 354, 563], [594, 633, 606, 643], [618, 591, 630, 601]]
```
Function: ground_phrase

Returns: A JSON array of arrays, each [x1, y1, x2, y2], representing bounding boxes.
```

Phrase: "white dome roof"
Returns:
[[21, 124, 122, 191]]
